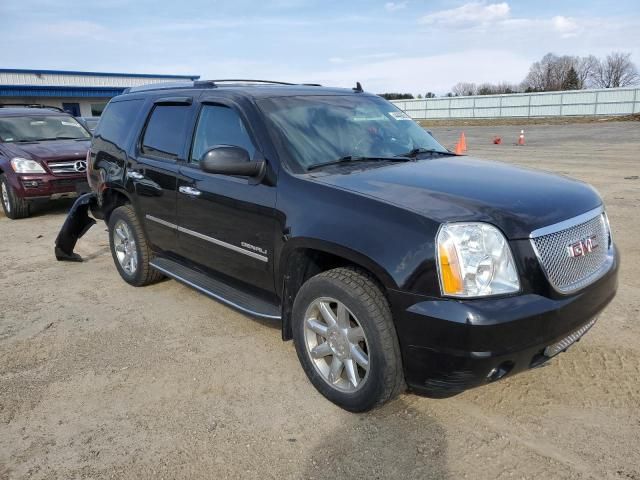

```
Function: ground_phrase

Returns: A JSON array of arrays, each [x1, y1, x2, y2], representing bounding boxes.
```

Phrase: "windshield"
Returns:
[[258, 95, 448, 170], [0, 115, 91, 142]]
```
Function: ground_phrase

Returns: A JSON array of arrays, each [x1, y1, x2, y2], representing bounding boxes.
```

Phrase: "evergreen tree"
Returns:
[[563, 66, 580, 90]]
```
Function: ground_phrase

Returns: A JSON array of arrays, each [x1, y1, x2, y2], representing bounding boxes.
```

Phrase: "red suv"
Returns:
[[0, 105, 91, 219]]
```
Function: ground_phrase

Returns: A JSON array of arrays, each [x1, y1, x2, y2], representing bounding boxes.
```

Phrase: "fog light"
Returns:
[[487, 361, 514, 382], [22, 180, 40, 188]]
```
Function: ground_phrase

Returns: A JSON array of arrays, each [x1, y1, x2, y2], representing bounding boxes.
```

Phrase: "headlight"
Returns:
[[437, 222, 520, 297], [11, 157, 46, 174]]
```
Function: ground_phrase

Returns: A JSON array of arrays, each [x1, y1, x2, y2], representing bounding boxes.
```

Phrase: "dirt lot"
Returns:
[[1, 122, 639, 479]]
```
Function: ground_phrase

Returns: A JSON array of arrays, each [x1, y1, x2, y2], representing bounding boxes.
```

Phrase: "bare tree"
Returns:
[[592, 52, 640, 88], [521, 53, 578, 92], [451, 82, 477, 96], [575, 55, 598, 88], [521, 53, 557, 91]]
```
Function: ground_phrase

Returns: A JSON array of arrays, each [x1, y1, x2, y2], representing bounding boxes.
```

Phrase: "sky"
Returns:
[[2, 0, 639, 95]]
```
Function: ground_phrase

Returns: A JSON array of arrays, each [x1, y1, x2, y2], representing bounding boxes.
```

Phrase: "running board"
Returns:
[[150, 257, 281, 320]]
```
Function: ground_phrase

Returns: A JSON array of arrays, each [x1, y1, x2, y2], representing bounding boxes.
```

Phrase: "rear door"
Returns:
[[130, 98, 194, 254], [176, 101, 277, 293]]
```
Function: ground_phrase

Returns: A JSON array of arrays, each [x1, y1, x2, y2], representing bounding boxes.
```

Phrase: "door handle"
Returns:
[[179, 186, 202, 196]]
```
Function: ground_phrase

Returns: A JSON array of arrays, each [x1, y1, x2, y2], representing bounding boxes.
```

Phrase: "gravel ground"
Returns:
[[1, 122, 639, 479]]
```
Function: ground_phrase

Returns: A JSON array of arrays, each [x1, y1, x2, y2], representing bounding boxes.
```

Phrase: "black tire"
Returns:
[[0, 174, 30, 219], [108, 205, 163, 287], [292, 267, 404, 412]]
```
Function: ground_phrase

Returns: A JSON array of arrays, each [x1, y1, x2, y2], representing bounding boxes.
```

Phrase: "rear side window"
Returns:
[[95, 99, 143, 147], [190, 105, 256, 163], [141, 105, 191, 160]]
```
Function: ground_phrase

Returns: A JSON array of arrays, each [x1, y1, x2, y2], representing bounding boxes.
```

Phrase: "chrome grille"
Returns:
[[47, 160, 86, 175], [531, 209, 610, 294]]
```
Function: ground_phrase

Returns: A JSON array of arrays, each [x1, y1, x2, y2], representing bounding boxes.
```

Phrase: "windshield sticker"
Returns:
[[352, 114, 388, 122], [30, 121, 46, 125], [61, 121, 81, 127], [388, 111, 412, 120]]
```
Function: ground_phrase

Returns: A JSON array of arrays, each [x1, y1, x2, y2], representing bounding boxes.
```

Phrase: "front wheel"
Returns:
[[108, 205, 163, 286], [1, 174, 30, 219], [292, 267, 404, 412]]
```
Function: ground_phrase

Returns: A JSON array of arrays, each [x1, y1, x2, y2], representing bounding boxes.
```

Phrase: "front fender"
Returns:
[[277, 237, 398, 291]]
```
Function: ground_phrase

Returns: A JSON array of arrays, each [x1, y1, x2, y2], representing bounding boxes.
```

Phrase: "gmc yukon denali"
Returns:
[[55, 80, 618, 411]]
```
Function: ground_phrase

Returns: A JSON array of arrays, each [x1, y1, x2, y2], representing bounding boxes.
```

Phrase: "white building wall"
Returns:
[[0, 71, 192, 88], [0, 97, 110, 117]]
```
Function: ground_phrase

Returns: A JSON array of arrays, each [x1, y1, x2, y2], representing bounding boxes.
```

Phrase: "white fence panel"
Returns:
[[391, 87, 640, 120]]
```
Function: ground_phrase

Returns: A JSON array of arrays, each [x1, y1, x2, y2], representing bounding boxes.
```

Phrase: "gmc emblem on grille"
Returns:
[[567, 235, 598, 258]]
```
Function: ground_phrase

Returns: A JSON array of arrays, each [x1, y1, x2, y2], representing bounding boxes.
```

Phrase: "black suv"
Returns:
[[56, 80, 618, 411]]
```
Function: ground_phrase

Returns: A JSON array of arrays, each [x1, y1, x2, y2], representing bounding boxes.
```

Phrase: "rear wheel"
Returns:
[[108, 205, 163, 286], [0, 174, 30, 219], [293, 267, 404, 411]]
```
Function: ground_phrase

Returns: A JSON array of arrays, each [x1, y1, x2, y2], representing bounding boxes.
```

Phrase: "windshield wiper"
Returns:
[[396, 147, 457, 158], [307, 155, 410, 171]]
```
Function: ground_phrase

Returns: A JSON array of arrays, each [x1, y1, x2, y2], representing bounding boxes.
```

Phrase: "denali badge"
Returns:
[[567, 235, 598, 258], [241, 242, 268, 256]]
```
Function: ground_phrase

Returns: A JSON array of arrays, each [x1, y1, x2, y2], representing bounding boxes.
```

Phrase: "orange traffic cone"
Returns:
[[453, 132, 467, 154], [459, 132, 467, 151], [517, 129, 525, 146]]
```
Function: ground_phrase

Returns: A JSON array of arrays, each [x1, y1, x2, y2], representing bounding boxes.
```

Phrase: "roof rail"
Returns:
[[124, 81, 198, 94], [123, 79, 325, 94], [0, 103, 65, 112], [196, 79, 297, 86]]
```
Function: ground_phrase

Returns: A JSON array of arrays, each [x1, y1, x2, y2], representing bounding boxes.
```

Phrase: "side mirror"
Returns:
[[200, 145, 265, 177]]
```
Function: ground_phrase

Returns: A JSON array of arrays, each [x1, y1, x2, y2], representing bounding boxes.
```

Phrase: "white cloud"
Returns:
[[551, 15, 579, 37], [385, 2, 407, 12], [420, 2, 510, 26]]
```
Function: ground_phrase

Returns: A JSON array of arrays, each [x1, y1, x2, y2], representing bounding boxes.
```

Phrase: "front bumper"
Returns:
[[13, 173, 87, 200], [389, 246, 619, 397]]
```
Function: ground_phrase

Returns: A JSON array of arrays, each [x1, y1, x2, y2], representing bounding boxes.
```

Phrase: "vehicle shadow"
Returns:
[[303, 396, 449, 479]]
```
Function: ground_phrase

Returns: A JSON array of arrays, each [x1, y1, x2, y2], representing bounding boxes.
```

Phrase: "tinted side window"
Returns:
[[141, 105, 191, 160], [190, 105, 256, 163], [95, 99, 144, 147]]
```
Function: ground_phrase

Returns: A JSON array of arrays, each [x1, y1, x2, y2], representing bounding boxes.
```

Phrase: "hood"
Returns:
[[2, 139, 90, 163], [311, 157, 602, 239]]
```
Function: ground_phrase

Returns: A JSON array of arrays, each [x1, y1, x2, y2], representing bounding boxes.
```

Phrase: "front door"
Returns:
[[176, 103, 277, 293]]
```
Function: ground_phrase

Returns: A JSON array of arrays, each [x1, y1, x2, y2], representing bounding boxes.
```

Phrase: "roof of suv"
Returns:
[[119, 80, 368, 100]]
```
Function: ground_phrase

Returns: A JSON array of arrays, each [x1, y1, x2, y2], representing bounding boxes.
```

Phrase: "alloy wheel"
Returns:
[[303, 297, 370, 392], [113, 220, 138, 275], [1, 182, 10, 214]]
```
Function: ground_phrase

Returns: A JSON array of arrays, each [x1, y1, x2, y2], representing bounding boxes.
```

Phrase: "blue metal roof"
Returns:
[[0, 68, 199, 80], [0, 85, 126, 98]]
